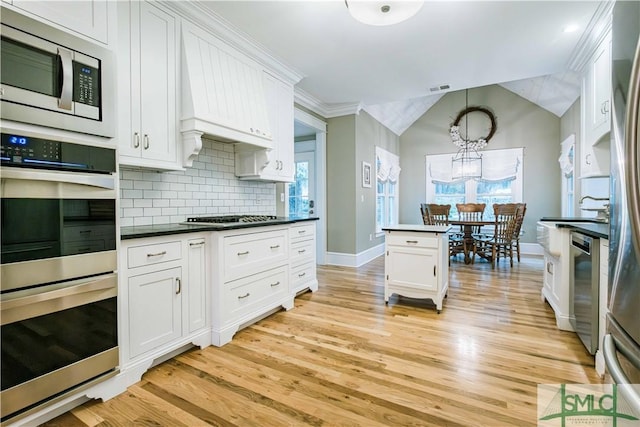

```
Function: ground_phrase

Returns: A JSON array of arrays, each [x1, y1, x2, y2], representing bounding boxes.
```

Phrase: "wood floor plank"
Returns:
[[41, 256, 602, 426]]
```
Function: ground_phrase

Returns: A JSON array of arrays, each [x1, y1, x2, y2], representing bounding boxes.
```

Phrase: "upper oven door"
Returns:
[[1, 167, 117, 292]]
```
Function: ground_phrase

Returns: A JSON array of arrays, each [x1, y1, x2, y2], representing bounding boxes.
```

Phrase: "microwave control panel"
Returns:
[[0, 133, 115, 173], [73, 62, 100, 107]]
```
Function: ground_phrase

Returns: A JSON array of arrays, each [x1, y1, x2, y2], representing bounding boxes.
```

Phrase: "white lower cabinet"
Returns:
[[384, 228, 449, 313], [211, 226, 294, 346], [128, 266, 182, 358], [290, 223, 318, 294], [119, 233, 211, 379]]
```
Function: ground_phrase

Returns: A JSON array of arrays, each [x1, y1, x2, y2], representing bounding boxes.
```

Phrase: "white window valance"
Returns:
[[427, 147, 523, 183], [376, 146, 401, 183], [558, 134, 575, 177]]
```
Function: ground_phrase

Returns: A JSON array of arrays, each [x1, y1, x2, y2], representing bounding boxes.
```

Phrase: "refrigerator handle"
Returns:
[[625, 35, 640, 256], [603, 334, 640, 415]]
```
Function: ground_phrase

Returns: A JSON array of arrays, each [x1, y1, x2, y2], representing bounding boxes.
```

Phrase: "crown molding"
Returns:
[[161, 1, 304, 85], [566, 1, 614, 73], [294, 88, 361, 119]]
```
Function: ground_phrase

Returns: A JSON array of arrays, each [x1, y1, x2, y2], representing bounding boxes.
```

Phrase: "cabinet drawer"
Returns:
[[386, 232, 438, 249], [291, 261, 315, 289], [291, 239, 315, 266], [63, 224, 115, 241], [290, 224, 315, 242], [127, 241, 182, 269], [224, 266, 287, 318], [224, 230, 287, 280]]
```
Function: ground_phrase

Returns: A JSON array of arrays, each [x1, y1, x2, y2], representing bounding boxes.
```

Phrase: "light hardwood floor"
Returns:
[[42, 255, 601, 426]]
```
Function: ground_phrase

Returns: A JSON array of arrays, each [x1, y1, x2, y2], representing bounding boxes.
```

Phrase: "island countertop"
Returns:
[[382, 224, 451, 233]]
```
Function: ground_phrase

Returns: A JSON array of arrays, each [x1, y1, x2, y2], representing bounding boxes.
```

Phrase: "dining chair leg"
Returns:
[[516, 240, 521, 262], [491, 245, 496, 269]]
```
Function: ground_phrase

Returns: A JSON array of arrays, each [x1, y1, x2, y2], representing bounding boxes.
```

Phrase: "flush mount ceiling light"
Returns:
[[345, 1, 424, 26]]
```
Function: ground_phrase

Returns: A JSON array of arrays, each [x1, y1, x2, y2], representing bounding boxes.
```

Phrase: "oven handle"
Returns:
[[0, 273, 117, 325], [0, 167, 115, 190]]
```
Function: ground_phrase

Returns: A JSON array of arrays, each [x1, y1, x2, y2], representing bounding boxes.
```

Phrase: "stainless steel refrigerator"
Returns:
[[604, 0, 640, 413]]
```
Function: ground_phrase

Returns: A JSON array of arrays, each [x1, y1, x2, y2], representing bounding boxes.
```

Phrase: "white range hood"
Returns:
[[180, 21, 273, 166]]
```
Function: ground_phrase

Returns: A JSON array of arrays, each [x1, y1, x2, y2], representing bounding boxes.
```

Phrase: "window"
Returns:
[[426, 148, 523, 220], [375, 147, 400, 234], [559, 135, 575, 217]]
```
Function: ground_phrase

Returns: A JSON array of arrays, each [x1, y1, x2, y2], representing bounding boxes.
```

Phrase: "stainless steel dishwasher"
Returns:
[[570, 231, 600, 355]]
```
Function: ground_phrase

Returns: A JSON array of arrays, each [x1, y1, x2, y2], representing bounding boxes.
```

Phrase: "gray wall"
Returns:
[[327, 115, 357, 253], [326, 111, 399, 255], [399, 84, 561, 244]]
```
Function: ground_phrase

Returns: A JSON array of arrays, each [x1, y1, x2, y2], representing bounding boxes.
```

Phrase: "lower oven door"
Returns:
[[0, 272, 119, 420]]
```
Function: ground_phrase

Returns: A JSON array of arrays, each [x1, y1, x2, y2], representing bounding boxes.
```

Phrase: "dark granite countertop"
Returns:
[[539, 217, 609, 239], [121, 216, 319, 240], [554, 222, 609, 240]]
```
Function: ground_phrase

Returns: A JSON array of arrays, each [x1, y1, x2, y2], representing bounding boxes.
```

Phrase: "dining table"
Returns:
[[449, 219, 495, 264]]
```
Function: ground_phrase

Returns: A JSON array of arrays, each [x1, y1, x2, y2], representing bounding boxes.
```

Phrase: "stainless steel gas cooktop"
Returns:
[[183, 215, 280, 227]]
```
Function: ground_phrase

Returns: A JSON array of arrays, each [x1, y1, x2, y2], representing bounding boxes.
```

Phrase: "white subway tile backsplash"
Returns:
[[120, 138, 275, 224]]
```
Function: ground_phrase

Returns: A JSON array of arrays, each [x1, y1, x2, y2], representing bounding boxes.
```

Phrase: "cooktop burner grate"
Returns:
[[185, 215, 278, 224]]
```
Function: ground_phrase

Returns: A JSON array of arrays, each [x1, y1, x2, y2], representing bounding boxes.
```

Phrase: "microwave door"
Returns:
[[0, 26, 73, 114]]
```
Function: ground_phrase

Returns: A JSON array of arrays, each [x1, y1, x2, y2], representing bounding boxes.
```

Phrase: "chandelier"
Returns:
[[345, 1, 424, 26], [450, 90, 496, 180]]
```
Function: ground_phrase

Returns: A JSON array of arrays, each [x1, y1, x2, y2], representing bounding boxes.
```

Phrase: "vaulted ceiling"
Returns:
[[199, 1, 606, 135]]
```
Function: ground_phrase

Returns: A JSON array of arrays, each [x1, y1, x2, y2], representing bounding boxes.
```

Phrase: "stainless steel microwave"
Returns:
[[0, 7, 114, 137]]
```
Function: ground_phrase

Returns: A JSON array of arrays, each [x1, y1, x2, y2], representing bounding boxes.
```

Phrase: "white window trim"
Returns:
[[375, 147, 400, 235]]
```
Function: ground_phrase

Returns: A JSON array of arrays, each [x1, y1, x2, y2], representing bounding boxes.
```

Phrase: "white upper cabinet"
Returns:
[[235, 71, 295, 182], [9, 0, 109, 44], [117, 1, 181, 171], [585, 31, 612, 146], [181, 21, 272, 152], [580, 30, 612, 177]]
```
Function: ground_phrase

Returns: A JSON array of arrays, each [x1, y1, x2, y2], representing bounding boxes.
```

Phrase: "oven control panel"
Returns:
[[0, 133, 115, 173]]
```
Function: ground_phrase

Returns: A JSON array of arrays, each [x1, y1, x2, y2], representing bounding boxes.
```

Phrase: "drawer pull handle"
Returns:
[[298, 272, 306, 278], [238, 292, 250, 299], [176, 278, 181, 295], [189, 241, 205, 247], [298, 249, 306, 254], [270, 281, 280, 287], [237, 251, 250, 256], [147, 251, 167, 257], [270, 245, 280, 249], [133, 132, 140, 148], [79, 230, 91, 234], [298, 230, 306, 234], [406, 240, 418, 244]]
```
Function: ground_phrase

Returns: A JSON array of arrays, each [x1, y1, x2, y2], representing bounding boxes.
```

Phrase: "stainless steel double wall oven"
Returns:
[[0, 130, 118, 421]]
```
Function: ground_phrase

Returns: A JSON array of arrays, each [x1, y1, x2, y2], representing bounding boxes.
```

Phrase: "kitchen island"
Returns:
[[383, 224, 450, 313]]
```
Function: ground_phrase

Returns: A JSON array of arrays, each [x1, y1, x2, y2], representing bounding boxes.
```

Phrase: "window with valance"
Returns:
[[425, 147, 523, 219], [376, 147, 401, 233]]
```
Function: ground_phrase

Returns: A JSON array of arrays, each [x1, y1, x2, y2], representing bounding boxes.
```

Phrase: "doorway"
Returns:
[[289, 108, 327, 265], [289, 150, 315, 217]]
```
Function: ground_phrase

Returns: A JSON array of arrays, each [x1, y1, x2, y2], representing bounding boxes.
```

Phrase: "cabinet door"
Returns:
[[590, 34, 611, 141], [11, 0, 109, 43], [387, 246, 438, 291], [134, 1, 177, 162], [128, 267, 182, 358], [187, 238, 207, 334], [276, 77, 294, 180]]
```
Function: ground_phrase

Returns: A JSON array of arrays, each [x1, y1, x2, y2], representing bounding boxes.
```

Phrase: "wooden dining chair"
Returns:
[[511, 203, 527, 262], [474, 203, 520, 268], [453, 203, 486, 260], [425, 204, 451, 226]]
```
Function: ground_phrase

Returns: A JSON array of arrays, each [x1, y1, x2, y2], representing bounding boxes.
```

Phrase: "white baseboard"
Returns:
[[326, 243, 385, 267], [521, 242, 544, 256]]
